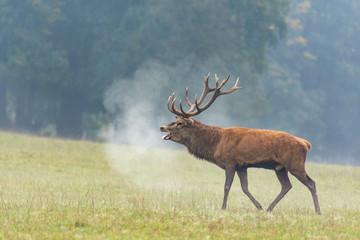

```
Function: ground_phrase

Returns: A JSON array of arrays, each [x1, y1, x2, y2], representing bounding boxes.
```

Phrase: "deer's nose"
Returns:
[[160, 126, 165, 131]]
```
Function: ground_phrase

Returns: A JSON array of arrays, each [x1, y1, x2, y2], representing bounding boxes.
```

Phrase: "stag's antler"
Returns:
[[167, 73, 242, 117]]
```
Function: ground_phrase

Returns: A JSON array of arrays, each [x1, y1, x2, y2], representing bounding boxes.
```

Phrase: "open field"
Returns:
[[0, 131, 359, 239]]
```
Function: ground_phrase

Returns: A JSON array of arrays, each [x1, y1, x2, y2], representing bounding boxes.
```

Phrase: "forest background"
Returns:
[[0, 0, 359, 163]]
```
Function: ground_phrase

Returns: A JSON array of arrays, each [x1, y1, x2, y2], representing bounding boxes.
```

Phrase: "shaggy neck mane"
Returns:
[[185, 119, 221, 163]]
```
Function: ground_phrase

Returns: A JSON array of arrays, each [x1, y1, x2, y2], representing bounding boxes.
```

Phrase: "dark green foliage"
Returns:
[[0, 0, 289, 138]]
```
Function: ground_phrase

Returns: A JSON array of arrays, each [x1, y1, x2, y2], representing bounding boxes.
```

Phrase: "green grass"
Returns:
[[0, 131, 359, 239]]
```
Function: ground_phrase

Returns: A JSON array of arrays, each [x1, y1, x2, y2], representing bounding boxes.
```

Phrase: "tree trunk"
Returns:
[[15, 82, 26, 130], [56, 93, 83, 138], [25, 82, 35, 130], [0, 80, 10, 128]]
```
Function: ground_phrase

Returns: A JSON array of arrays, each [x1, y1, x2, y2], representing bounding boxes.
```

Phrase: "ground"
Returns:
[[0, 131, 359, 239]]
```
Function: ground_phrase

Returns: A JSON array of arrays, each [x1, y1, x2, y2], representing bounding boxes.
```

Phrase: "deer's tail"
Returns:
[[303, 139, 312, 150], [296, 137, 312, 151]]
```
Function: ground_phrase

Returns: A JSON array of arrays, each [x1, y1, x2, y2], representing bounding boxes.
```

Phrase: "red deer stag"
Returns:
[[160, 73, 321, 214]]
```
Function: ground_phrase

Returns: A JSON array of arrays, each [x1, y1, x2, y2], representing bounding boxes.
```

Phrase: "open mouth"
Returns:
[[162, 132, 172, 140]]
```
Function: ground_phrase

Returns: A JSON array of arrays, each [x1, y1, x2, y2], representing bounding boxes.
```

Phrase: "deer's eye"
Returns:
[[177, 122, 183, 126]]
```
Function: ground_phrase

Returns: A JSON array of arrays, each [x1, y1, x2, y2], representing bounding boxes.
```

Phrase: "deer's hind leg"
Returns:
[[267, 167, 292, 212], [290, 169, 321, 215], [237, 167, 263, 210]]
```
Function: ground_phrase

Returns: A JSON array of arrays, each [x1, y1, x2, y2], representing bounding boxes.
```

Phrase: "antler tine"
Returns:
[[166, 92, 184, 117], [205, 72, 211, 83], [170, 94, 176, 111], [214, 74, 220, 88], [197, 73, 215, 106], [220, 76, 243, 94], [218, 73, 231, 89], [185, 87, 192, 107], [171, 97, 184, 117], [167, 94, 174, 114], [194, 95, 202, 113], [184, 87, 198, 114], [179, 100, 188, 115]]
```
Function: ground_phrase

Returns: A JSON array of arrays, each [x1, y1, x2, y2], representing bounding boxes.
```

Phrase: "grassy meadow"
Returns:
[[0, 131, 359, 239]]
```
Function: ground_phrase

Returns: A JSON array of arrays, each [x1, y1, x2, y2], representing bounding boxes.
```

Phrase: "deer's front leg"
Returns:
[[222, 166, 236, 210], [237, 167, 263, 210]]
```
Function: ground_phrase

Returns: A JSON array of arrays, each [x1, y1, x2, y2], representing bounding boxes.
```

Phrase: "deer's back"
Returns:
[[214, 127, 310, 169]]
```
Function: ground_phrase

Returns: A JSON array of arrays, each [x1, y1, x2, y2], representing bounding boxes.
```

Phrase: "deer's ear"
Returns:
[[184, 118, 194, 126]]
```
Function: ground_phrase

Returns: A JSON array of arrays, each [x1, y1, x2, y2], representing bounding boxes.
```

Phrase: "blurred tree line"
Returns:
[[0, 0, 359, 161], [261, 0, 360, 160], [0, 0, 288, 137]]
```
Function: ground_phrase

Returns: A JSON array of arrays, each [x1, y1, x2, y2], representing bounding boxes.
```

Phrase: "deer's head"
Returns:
[[160, 116, 194, 144], [160, 73, 242, 144]]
